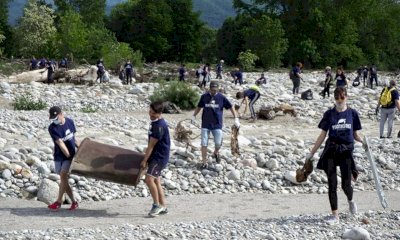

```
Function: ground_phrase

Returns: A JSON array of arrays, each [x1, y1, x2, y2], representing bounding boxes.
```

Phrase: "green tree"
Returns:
[[165, 0, 203, 62], [57, 9, 89, 60], [14, 0, 57, 57], [109, 0, 173, 62], [102, 42, 143, 72], [54, 0, 106, 27], [243, 15, 288, 69], [0, 0, 13, 57], [237, 49, 259, 71]]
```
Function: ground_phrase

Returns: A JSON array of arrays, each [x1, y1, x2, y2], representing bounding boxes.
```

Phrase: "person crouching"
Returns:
[[236, 85, 261, 122]]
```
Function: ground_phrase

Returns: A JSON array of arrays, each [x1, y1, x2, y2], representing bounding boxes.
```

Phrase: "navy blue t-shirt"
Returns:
[[335, 73, 346, 86], [198, 92, 232, 130], [48, 118, 77, 162], [216, 64, 222, 73], [234, 72, 243, 81], [380, 87, 399, 109], [125, 63, 133, 73], [179, 67, 185, 76], [318, 108, 362, 144], [244, 89, 258, 100], [148, 118, 170, 166]]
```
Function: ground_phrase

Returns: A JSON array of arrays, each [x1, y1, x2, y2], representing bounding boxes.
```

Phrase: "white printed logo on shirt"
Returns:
[[62, 129, 74, 142], [332, 118, 351, 130]]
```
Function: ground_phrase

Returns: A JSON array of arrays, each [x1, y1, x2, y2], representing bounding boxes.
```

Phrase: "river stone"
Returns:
[[37, 179, 59, 205], [2, 169, 12, 180], [342, 227, 371, 240]]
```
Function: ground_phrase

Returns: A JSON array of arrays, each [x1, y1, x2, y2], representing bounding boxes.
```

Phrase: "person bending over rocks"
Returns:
[[191, 81, 240, 168], [306, 87, 366, 225], [140, 101, 170, 217], [236, 85, 261, 122], [47, 106, 80, 211]]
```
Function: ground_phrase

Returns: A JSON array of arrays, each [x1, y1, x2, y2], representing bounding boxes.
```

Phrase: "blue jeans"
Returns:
[[201, 128, 223, 148]]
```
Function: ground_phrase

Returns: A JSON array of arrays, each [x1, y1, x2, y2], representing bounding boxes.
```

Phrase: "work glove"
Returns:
[[191, 115, 196, 124], [234, 117, 240, 128], [305, 153, 314, 161]]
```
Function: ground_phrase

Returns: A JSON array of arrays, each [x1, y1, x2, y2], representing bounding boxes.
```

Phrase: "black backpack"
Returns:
[[301, 89, 313, 100]]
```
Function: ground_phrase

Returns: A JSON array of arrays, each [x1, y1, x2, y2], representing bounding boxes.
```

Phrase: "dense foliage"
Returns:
[[150, 81, 200, 110], [1, 0, 400, 70]]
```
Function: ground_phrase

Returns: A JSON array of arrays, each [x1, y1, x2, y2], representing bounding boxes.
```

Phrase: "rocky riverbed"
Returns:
[[0, 69, 399, 239]]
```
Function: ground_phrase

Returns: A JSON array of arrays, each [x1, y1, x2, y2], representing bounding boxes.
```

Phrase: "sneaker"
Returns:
[[349, 200, 357, 215], [148, 204, 163, 217], [48, 201, 61, 211], [69, 201, 79, 211], [325, 215, 339, 225], [214, 153, 221, 164], [159, 207, 169, 215]]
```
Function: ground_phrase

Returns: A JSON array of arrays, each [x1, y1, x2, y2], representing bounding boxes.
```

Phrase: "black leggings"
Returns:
[[292, 78, 300, 94], [324, 156, 353, 211], [322, 84, 331, 98]]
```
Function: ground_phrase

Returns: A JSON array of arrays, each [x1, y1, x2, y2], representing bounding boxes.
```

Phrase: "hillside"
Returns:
[[7, 0, 236, 28]]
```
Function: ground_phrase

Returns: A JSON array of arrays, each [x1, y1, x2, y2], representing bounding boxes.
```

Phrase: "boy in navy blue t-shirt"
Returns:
[[140, 101, 171, 217], [192, 81, 240, 168], [47, 106, 79, 211]]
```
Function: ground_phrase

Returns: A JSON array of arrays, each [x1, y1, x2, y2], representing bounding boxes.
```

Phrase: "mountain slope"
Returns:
[[7, 0, 236, 28]]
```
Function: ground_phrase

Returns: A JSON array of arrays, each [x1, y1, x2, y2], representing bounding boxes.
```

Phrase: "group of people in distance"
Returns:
[[29, 57, 68, 84], [45, 60, 399, 223]]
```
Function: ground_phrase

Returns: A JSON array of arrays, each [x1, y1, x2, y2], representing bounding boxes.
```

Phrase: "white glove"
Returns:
[[234, 117, 240, 128], [191, 115, 196, 124], [306, 153, 314, 161]]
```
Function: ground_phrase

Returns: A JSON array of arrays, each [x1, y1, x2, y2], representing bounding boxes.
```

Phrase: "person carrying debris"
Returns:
[[125, 60, 134, 85], [376, 80, 400, 138], [191, 81, 240, 168], [235, 85, 261, 122], [306, 86, 365, 225], [322, 66, 333, 98], [140, 101, 170, 217], [96, 58, 106, 83], [47, 106, 80, 211], [290, 62, 303, 95], [335, 66, 347, 87]]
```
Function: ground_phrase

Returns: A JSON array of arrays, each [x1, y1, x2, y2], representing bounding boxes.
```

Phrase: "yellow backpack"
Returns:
[[249, 85, 260, 92], [379, 87, 395, 106]]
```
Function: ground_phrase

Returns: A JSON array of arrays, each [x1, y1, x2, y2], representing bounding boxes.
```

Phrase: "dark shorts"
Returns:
[[146, 162, 165, 178]]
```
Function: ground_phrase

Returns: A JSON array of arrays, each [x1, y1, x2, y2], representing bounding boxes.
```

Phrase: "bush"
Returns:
[[150, 81, 199, 110], [14, 93, 47, 110], [237, 49, 259, 71]]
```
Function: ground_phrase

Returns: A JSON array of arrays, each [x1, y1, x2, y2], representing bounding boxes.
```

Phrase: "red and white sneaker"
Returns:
[[69, 201, 79, 210], [48, 201, 61, 211]]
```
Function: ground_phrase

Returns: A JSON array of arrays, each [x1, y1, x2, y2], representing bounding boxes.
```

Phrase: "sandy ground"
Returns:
[[1, 191, 399, 232]]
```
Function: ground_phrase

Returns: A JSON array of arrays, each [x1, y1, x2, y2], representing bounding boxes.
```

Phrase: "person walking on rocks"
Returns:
[[196, 64, 204, 88], [178, 64, 186, 81], [191, 81, 240, 168], [96, 58, 106, 83], [322, 66, 333, 98], [335, 66, 347, 87], [124, 60, 134, 85], [42, 60, 55, 85], [376, 80, 400, 138], [47, 106, 79, 211], [201, 63, 211, 87], [369, 64, 378, 89], [140, 101, 171, 217], [216, 60, 224, 79], [306, 87, 365, 225], [291, 62, 303, 95], [256, 73, 267, 86], [362, 65, 369, 87], [236, 85, 261, 122]]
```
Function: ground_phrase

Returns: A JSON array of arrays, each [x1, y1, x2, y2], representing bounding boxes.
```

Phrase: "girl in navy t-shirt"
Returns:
[[306, 87, 365, 225]]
